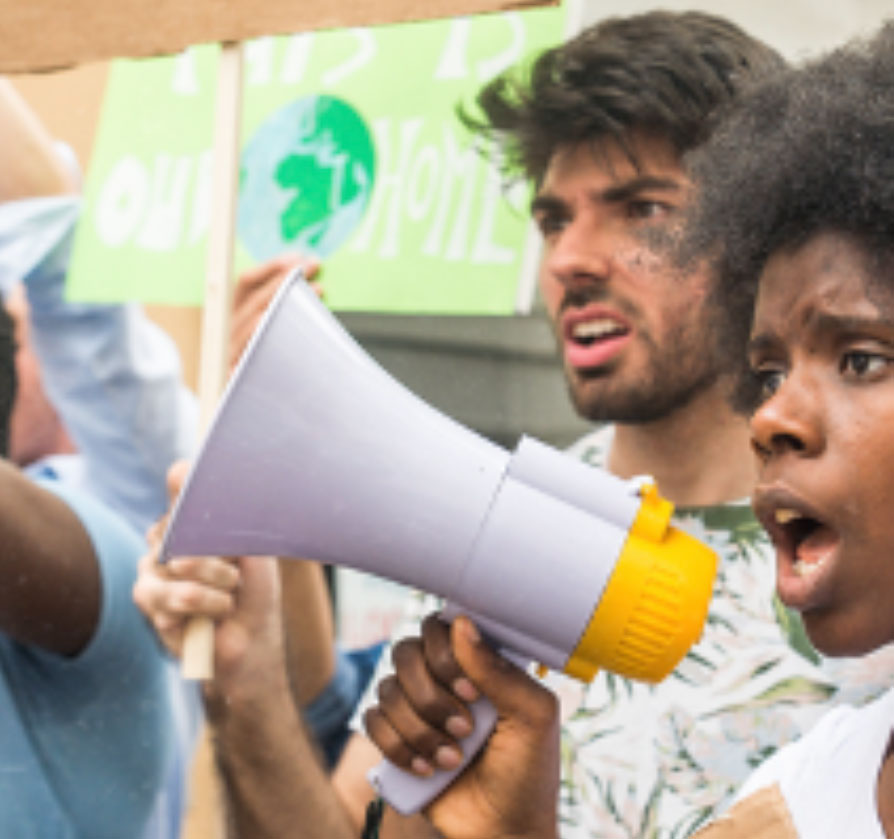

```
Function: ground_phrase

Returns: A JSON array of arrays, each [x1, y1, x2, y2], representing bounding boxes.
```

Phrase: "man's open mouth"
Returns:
[[569, 319, 629, 347]]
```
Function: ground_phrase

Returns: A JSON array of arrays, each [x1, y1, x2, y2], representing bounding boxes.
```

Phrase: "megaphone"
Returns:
[[161, 270, 717, 814]]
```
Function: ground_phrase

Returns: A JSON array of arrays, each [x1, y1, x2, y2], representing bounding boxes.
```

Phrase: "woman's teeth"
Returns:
[[773, 507, 833, 576], [793, 557, 826, 577]]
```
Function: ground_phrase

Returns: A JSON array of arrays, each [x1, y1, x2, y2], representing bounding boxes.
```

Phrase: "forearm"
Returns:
[[0, 79, 75, 199], [0, 461, 99, 654], [280, 559, 336, 707], [206, 673, 357, 839]]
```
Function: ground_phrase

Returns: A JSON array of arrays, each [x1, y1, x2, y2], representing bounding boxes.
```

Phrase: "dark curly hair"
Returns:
[[0, 300, 16, 458], [462, 10, 785, 184], [683, 22, 894, 412]]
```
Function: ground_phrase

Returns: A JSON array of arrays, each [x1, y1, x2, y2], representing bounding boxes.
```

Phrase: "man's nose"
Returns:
[[544, 217, 612, 287], [750, 373, 824, 463]]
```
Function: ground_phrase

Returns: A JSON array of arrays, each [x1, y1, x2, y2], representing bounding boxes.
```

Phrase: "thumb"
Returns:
[[166, 460, 190, 504], [450, 616, 557, 727]]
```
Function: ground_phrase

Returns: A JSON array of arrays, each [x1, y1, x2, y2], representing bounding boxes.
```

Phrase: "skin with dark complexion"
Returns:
[[748, 229, 894, 839], [749, 231, 894, 660]]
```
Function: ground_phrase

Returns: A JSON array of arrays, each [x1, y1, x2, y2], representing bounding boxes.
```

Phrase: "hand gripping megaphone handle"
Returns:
[[368, 693, 499, 816], [368, 611, 529, 816]]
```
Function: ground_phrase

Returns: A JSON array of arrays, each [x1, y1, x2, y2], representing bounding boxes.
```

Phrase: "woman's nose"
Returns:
[[750, 373, 824, 463]]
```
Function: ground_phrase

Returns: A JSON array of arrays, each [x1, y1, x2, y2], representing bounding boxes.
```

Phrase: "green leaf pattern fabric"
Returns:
[[361, 425, 894, 838], [553, 426, 894, 838]]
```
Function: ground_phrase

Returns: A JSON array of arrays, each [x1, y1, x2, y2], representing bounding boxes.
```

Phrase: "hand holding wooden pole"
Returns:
[[180, 41, 244, 681]]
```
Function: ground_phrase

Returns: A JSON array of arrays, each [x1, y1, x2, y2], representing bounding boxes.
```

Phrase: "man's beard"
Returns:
[[564, 320, 722, 425]]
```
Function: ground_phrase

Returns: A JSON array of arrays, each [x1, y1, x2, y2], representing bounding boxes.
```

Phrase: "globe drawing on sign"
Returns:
[[238, 95, 376, 261]]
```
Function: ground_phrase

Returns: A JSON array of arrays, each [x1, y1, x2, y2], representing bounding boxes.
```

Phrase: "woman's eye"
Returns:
[[840, 350, 888, 378], [754, 367, 785, 401]]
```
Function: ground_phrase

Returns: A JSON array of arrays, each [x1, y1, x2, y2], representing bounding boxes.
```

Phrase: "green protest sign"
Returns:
[[68, 7, 565, 313]]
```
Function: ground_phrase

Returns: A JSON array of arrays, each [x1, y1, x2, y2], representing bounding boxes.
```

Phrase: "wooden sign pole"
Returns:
[[180, 40, 244, 680]]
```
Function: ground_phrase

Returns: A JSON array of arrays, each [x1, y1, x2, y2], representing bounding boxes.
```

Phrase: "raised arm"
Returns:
[[0, 78, 199, 533], [0, 78, 75, 199], [0, 457, 100, 655]]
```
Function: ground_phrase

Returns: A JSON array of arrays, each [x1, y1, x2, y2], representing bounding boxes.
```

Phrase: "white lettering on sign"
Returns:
[[471, 164, 514, 265], [407, 144, 440, 221], [435, 13, 524, 82], [351, 117, 423, 259], [188, 150, 213, 244], [280, 33, 314, 84], [476, 13, 524, 81], [90, 127, 516, 263], [322, 29, 377, 88], [350, 119, 515, 264], [171, 48, 200, 96], [135, 154, 193, 251], [423, 127, 476, 258], [435, 18, 472, 80], [245, 37, 276, 86], [94, 153, 210, 252], [94, 156, 149, 247]]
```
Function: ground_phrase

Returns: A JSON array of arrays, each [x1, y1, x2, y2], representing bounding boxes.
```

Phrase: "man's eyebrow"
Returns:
[[529, 194, 566, 216], [530, 175, 684, 215], [600, 175, 684, 204]]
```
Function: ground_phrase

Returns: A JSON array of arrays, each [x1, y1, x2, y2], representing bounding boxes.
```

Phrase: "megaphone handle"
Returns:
[[367, 693, 499, 816]]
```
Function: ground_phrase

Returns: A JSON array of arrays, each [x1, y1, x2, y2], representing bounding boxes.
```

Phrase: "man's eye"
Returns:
[[627, 200, 671, 220], [840, 350, 888, 378], [535, 214, 567, 237]]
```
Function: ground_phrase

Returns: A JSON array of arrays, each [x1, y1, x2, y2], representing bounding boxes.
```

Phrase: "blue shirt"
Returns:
[[0, 477, 176, 838], [0, 192, 374, 796], [0, 193, 200, 838]]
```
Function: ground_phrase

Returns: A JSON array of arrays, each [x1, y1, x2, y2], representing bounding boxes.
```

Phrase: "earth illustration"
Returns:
[[238, 95, 376, 261]]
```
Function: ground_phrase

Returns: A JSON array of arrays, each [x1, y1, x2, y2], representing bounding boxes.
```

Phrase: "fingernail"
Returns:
[[434, 745, 463, 770], [446, 715, 473, 739], [452, 677, 479, 703], [410, 756, 434, 776], [460, 617, 481, 644]]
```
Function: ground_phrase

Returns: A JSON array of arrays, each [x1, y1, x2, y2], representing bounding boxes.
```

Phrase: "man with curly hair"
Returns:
[[131, 11, 894, 839]]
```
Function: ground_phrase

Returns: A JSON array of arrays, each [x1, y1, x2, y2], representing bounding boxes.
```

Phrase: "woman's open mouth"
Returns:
[[755, 491, 842, 609], [773, 507, 839, 577]]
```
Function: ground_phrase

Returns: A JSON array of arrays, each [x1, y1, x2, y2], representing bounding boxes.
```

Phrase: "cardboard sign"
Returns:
[[66, 8, 565, 313], [0, 0, 556, 74], [693, 785, 800, 839]]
